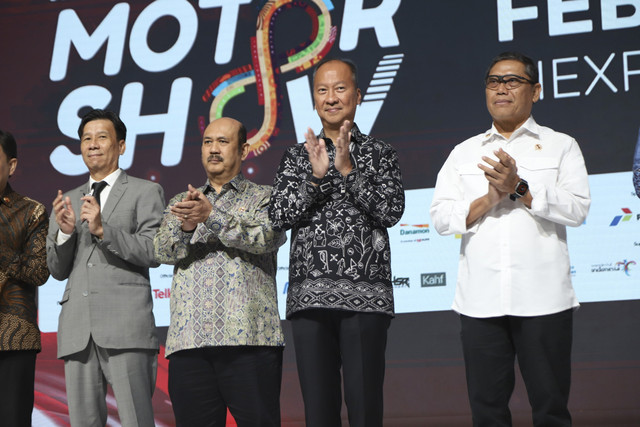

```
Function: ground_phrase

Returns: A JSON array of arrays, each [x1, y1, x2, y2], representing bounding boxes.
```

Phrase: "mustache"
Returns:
[[207, 154, 223, 162]]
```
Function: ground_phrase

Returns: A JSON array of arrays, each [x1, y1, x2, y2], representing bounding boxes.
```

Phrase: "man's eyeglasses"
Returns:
[[485, 74, 535, 90]]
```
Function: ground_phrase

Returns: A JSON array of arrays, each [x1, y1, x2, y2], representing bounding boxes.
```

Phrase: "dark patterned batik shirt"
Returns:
[[0, 184, 49, 351], [269, 124, 405, 318]]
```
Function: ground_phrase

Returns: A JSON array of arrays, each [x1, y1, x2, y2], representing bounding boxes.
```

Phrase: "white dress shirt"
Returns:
[[430, 117, 590, 318]]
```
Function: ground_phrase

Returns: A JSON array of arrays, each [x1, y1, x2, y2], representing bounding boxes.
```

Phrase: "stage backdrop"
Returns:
[[1, 0, 639, 425]]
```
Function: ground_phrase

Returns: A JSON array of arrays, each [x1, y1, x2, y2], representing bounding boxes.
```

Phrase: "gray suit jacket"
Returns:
[[46, 171, 165, 359]]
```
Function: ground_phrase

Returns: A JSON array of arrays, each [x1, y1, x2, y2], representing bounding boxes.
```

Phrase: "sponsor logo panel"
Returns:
[[421, 272, 446, 287]]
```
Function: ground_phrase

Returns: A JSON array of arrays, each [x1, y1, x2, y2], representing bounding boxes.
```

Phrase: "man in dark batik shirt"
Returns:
[[0, 129, 49, 427], [269, 58, 405, 427]]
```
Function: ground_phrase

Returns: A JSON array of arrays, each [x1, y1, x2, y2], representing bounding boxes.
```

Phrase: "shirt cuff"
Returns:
[[527, 181, 548, 216], [453, 200, 474, 233], [304, 176, 333, 195], [198, 206, 228, 239], [56, 230, 72, 245]]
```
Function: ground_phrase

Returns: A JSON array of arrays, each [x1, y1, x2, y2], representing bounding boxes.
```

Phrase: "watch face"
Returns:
[[516, 182, 528, 195]]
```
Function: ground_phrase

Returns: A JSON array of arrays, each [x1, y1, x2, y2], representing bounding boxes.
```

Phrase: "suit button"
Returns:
[[87, 263, 93, 267], [82, 291, 88, 297]]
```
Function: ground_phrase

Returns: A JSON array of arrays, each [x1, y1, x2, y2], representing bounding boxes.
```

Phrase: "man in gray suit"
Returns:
[[47, 109, 165, 427]]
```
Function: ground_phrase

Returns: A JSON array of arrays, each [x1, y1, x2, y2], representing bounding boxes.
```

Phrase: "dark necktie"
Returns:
[[91, 181, 108, 207]]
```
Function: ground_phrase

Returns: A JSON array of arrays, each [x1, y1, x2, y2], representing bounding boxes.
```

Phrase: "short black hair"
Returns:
[[77, 109, 127, 141], [0, 129, 17, 159], [485, 51, 538, 84], [312, 57, 359, 89]]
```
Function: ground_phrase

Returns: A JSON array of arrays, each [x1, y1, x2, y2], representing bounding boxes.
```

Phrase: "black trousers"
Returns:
[[291, 309, 391, 427], [168, 346, 283, 427], [460, 310, 573, 427], [0, 350, 37, 427]]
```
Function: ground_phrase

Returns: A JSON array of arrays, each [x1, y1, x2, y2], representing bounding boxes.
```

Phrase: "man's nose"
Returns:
[[496, 83, 509, 94], [209, 142, 220, 152], [326, 90, 338, 103]]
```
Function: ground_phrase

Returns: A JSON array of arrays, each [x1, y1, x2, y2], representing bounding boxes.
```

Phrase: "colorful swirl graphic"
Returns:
[[202, 0, 337, 158]]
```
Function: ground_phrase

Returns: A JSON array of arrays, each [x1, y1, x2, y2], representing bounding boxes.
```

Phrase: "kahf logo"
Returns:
[[202, 0, 404, 160], [421, 272, 446, 287], [610, 208, 633, 226], [616, 260, 636, 276]]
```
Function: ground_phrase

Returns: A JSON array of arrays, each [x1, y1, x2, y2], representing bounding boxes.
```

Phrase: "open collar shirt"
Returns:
[[154, 174, 286, 357], [430, 117, 590, 318]]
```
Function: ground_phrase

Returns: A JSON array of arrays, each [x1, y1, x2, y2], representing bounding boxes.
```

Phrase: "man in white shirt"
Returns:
[[430, 52, 590, 426]]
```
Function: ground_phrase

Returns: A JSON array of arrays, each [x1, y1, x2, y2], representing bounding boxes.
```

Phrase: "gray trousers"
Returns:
[[64, 337, 158, 427]]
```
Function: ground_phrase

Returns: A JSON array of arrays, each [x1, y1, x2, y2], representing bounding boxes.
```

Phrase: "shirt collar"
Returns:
[[481, 116, 540, 144], [318, 122, 362, 145], [88, 168, 121, 192], [203, 173, 247, 195]]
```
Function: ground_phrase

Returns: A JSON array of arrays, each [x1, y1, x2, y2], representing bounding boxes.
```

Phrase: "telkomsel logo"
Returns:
[[610, 208, 633, 226], [421, 272, 446, 287]]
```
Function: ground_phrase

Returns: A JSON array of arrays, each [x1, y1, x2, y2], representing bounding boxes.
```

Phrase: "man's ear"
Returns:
[[8, 158, 17, 177], [532, 83, 541, 103], [240, 143, 250, 161]]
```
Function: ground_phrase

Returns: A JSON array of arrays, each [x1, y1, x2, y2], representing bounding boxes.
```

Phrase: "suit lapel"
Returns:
[[74, 183, 95, 258], [101, 172, 128, 221]]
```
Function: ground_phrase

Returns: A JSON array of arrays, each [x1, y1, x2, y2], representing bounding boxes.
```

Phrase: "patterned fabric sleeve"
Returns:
[[269, 146, 326, 232], [153, 192, 193, 265], [0, 201, 49, 289], [345, 142, 405, 228], [204, 187, 286, 255]]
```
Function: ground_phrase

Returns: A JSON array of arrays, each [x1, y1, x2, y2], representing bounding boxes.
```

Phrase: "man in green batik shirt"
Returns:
[[154, 117, 286, 427]]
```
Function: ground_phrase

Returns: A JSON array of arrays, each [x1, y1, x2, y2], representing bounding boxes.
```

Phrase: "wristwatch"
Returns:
[[309, 174, 324, 185], [509, 178, 528, 201]]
